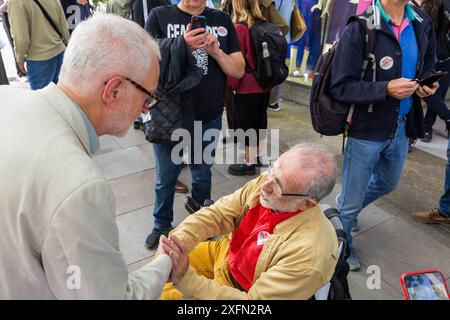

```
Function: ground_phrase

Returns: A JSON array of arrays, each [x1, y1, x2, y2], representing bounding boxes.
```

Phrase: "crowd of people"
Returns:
[[0, 0, 449, 300]]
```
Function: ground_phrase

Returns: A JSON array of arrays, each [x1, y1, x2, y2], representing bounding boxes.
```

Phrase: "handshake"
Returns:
[[157, 234, 190, 285]]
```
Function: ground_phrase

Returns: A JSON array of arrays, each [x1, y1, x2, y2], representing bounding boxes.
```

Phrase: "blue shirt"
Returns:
[[73, 104, 99, 154], [377, 0, 418, 116]]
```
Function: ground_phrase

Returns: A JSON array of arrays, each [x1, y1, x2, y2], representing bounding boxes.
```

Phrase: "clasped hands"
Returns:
[[157, 234, 189, 285]]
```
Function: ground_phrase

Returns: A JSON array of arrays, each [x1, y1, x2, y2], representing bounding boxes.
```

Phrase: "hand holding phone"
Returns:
[[415, 71, 448, 87], [401, 270, 449, 300], [184, 15, 208, 50]]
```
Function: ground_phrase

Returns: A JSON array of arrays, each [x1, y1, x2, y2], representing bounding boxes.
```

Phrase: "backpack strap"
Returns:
[[341, 16, 375, 153]]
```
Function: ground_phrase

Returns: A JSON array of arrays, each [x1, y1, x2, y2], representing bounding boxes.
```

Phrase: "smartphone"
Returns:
[[400, 270, 449, 300], [415, 71, 448, 87], [191, 15, 207, 30]]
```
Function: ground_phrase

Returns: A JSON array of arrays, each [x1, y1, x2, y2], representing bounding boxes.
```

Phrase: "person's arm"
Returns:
[[170, 174, 266, 252], [329, 21, 390, 105], [227, 24, 247, 89], [206, 16, 244, 79], [208, 41, 244, 79], [7, 0, 30, 65], [144, 8, 165, 39], [41, 180, 172, 299]]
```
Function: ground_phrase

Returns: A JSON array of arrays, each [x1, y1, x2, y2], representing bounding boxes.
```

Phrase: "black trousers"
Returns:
[[232, 92, 270, 146], [224, 87, 234, 130], [423, 59, 450, 132]]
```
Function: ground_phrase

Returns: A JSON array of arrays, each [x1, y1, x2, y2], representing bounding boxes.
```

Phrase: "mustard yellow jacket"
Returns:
[[172, 174, 338, 300]]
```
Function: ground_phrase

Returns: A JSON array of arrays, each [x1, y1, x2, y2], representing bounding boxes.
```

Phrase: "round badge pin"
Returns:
[[380, 56, 394, 70], [217, 26, 228, 37]]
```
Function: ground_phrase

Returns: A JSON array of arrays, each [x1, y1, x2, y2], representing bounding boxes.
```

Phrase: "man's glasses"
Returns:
[[267, 161, 313, 198], [124, 77, 161, 110]]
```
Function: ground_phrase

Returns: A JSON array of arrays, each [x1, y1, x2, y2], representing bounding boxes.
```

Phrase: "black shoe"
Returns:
[[185, 196, 214, 214], [256, 156, 268, 168], [228, 163, 256, 176], [267, 103, 280, 112], [145, 228, 172, 250], [421, 131, 433, 143], [185, 196, 202, 214]]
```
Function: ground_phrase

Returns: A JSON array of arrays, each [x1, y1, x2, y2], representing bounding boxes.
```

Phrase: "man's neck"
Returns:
[[380, 0, 407, 25], [57, 84, 103, 136], [177, 2, 205, 15]]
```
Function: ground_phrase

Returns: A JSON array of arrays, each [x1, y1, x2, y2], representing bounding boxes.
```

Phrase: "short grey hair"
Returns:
[[289, 143, 337, 201], [58, 14, 160, 93]]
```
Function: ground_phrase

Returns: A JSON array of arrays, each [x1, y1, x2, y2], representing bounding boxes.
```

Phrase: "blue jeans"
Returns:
[[337, 118, 408, 254], [152, 116, 222, 231], [27, 51, 64, 90], [439, 138, 450, 218]]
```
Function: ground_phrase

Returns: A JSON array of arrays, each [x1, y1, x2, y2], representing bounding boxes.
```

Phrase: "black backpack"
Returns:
[[309, 17, 375, 140], [250, 20, 289, 88]]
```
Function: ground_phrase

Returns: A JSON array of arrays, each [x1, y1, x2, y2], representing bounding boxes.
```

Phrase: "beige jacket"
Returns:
[[7, 0, 70, 63], [0, 84, 171, 299], [171, 174, 338, 300]]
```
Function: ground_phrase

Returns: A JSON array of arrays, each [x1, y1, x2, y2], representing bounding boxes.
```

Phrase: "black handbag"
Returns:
[[144, 94, 182, 144]]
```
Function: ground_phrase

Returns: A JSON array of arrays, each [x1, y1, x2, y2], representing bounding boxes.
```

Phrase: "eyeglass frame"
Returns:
[[267, 160, 315, 199], [104, 76, 161, 111]]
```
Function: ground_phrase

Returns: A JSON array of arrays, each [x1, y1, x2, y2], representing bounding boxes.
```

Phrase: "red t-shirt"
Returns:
[[228, 204, 301, 291]]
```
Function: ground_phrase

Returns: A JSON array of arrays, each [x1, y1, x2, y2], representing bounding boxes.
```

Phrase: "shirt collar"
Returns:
[[72, 103, 100, 154], [376, 0, 416, 24]]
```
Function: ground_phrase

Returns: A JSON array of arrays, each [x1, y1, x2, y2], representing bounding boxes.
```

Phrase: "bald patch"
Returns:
[[277, 147, 335, 194]]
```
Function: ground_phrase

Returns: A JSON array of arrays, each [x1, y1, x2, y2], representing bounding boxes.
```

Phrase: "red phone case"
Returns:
[[400, 269, 449, 300], [191, 16, 206, 30]]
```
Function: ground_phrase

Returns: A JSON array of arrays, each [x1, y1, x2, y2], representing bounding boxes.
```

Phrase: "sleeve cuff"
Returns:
[[173, 265, 198, 298]]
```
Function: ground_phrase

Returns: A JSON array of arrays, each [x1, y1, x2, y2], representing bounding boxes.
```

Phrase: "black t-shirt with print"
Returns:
[[146, 5, 241, 122]]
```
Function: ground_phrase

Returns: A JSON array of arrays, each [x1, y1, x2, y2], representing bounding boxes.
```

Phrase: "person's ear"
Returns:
[[300, 198, 318, 210], [102, 76, 123, 108]]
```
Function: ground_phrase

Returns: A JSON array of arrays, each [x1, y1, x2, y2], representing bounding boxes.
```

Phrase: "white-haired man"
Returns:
[[159, 143, 339, 300], [0, 14, 174, 299]]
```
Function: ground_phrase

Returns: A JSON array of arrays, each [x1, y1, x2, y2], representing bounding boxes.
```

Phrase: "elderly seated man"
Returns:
[[159, 143, 339, 300]]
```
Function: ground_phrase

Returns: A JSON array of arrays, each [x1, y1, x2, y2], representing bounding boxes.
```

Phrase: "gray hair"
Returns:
[[289, 142, 337, 201], [58, 14, 161, 93]]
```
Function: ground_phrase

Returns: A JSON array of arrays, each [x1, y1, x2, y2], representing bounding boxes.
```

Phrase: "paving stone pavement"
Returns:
[[3, 23, 450, 299]]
